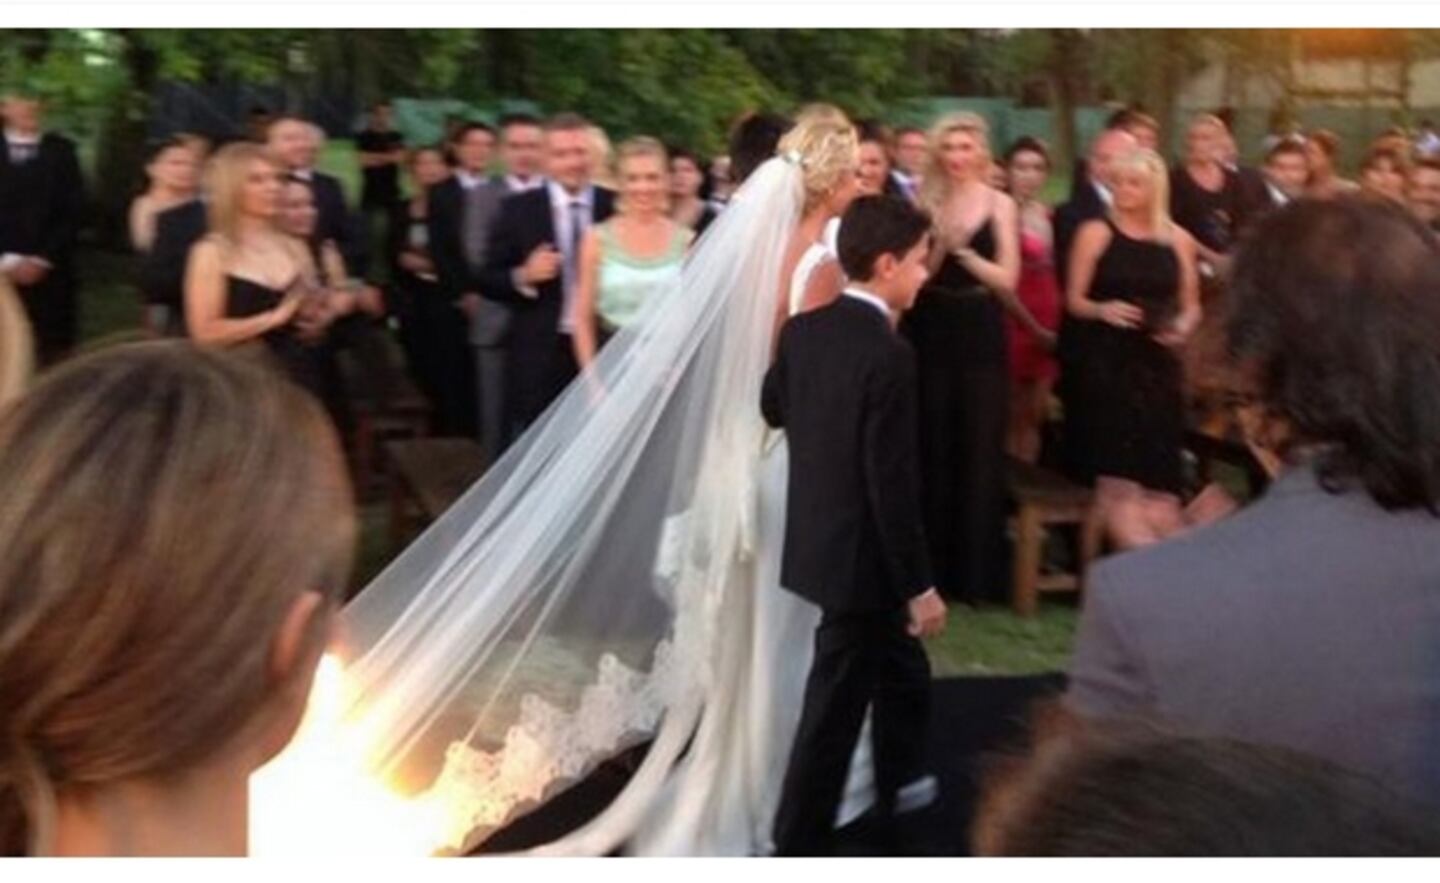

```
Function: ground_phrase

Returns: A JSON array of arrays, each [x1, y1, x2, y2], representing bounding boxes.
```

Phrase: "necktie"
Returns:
[[462, 183, 488, 270], [567, 199, 586, 282]]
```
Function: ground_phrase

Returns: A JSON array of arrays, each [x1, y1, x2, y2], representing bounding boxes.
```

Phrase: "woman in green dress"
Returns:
[[572, 136, 692, 372]]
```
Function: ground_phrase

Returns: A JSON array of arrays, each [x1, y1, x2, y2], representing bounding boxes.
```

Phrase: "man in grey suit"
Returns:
[[1066, 197, 1440, 809], [468, 113, 545, 462]]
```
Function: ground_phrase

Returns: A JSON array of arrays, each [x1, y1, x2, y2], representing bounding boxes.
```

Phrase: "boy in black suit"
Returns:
[[764, 195, 947, 856]]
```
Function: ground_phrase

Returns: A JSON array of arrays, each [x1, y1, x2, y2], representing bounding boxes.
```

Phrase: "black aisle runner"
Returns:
[[476, 673, 1066, 857]]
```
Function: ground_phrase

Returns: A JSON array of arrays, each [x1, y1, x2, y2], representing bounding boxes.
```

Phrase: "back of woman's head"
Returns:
[[0, 341, 356, 854], [1226, 196, 1440, 511], [775, 103, 858, 213], [975, 714, 1440, 856]]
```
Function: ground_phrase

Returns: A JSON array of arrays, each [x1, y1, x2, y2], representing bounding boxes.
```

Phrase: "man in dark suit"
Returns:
[[1053, 127, 1138, 293], [1066, 198, 1440, 810], [764, 196, 946, 856], [480, 112, 614, 448], [426, 121, 497, 437], [142, 196, 207, 337], [268, 116, 366, 276], [0, 93, 84, 365]]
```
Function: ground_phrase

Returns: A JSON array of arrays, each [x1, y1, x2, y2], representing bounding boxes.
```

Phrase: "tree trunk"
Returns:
[[1047, 31, 1083, 180]]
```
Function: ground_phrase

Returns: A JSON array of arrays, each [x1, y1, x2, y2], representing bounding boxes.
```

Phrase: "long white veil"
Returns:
[[320, 157, 804, 856]]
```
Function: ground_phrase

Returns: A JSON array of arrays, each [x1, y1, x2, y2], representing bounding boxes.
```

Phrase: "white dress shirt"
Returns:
[[506, 174, 543, 193], [842, 287, 891, 321]]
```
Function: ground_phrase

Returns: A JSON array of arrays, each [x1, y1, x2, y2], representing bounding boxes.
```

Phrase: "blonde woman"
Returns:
[[1065, 148, 1205, 549], [902, 111, 1037, 605], [0, 341, 355, 855], [0, 276, 33, 407], [572, 137, 691, 371], [184, 142, 335, 402]]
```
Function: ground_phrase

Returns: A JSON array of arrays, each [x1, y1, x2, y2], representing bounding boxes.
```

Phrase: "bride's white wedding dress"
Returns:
[[625, 241, 876, 856], [269, 156, 871, 857]]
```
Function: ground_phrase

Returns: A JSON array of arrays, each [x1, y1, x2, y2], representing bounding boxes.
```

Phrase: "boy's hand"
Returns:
[[907, 588, 947, 638]]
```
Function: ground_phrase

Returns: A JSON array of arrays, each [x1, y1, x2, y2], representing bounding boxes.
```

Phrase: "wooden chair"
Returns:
[[385, 437, 487, 552], [1008, 458, 1099, 618], [338, 325, 433, 497]]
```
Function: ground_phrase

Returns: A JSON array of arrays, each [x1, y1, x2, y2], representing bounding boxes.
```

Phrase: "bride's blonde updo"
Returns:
[[776, 103, 859, 213]]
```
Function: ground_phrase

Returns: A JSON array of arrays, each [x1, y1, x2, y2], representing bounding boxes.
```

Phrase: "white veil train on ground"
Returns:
[[281, 157, 805, 856]]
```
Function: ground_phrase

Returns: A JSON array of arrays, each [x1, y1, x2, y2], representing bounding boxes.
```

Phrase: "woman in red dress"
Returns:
[[1003, 136, 1061, 462]]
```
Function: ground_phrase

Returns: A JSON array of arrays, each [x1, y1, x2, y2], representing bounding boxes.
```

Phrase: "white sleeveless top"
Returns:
[[787, 241, 835, 317]]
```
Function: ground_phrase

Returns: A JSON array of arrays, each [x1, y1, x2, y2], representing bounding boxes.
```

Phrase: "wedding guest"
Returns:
[[355, 100, 406, 250], [245, 105, 274, 143], [1305, 129, 1357, 199], [1002, 136, 1061, 463], [184, 143, 332, 402], [901, 112, 1030, 605], [853, 120, 901, 199], [974, 717, 1440, 856], [267, 116, 365, 276], [0, 91, 84, 366], [1053, 127, 1138, 292], [131, 138, 202, 335], [708, 155, 734, 207], [892, 125, 928, 202], [466, 113, 547, 459], [1063, 149, 1202, 548], [573, 138, 690, 371], [1112, 109, 1161, 152], [425, 121, 496, 436], [1406, 156, 1440, 231], [388, 146, 451, 419], [0, 341, 354, 856], [480, 112, 616, 445], [669, 147, 717, 235], [589, 125, 617, 190], [1260, 137, 1310, 208], [0, 276, 32, 406], [729, 111, 794, 187], [1169, 114, 1245, 276], [129, 137, 200, 254], [1067, 197, 1440, 808], [143, 190, 210, 338], [1358, 144, 1409, 203]]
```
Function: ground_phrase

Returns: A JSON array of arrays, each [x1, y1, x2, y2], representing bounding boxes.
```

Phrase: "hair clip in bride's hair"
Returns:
[[781, 149, 807, 169]]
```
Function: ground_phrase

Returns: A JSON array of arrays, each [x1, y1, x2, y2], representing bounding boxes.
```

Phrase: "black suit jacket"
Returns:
[[0, 133, 83, 272], [1052, 181, 1107, 294], [478, 184, 615, 346], [143, 198, 207, 323], [762, 296, 933, 614]]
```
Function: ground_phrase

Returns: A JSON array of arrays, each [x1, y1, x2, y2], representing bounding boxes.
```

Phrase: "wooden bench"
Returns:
[[385, 438, 487, 552], [1008, 458, 1098, 618], [337, 326, 433, 497]]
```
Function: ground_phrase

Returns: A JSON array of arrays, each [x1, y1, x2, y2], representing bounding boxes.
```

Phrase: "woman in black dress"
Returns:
[[388, 146, 452, 408], [1065, 148, 1204, 548], [184, 143, 348, 413], [902, 112, 1044, 605]]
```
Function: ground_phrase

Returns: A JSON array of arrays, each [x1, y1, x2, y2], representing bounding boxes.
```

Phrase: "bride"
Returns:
[[264, 106, 883, 857]]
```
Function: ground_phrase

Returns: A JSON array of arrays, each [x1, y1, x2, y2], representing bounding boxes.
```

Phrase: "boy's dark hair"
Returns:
[[728, 111, 794, 187], [837, 196, 931, 282]]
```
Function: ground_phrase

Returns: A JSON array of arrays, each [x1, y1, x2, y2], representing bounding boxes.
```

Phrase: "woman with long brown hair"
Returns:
[[0, 341, 355, 855]]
